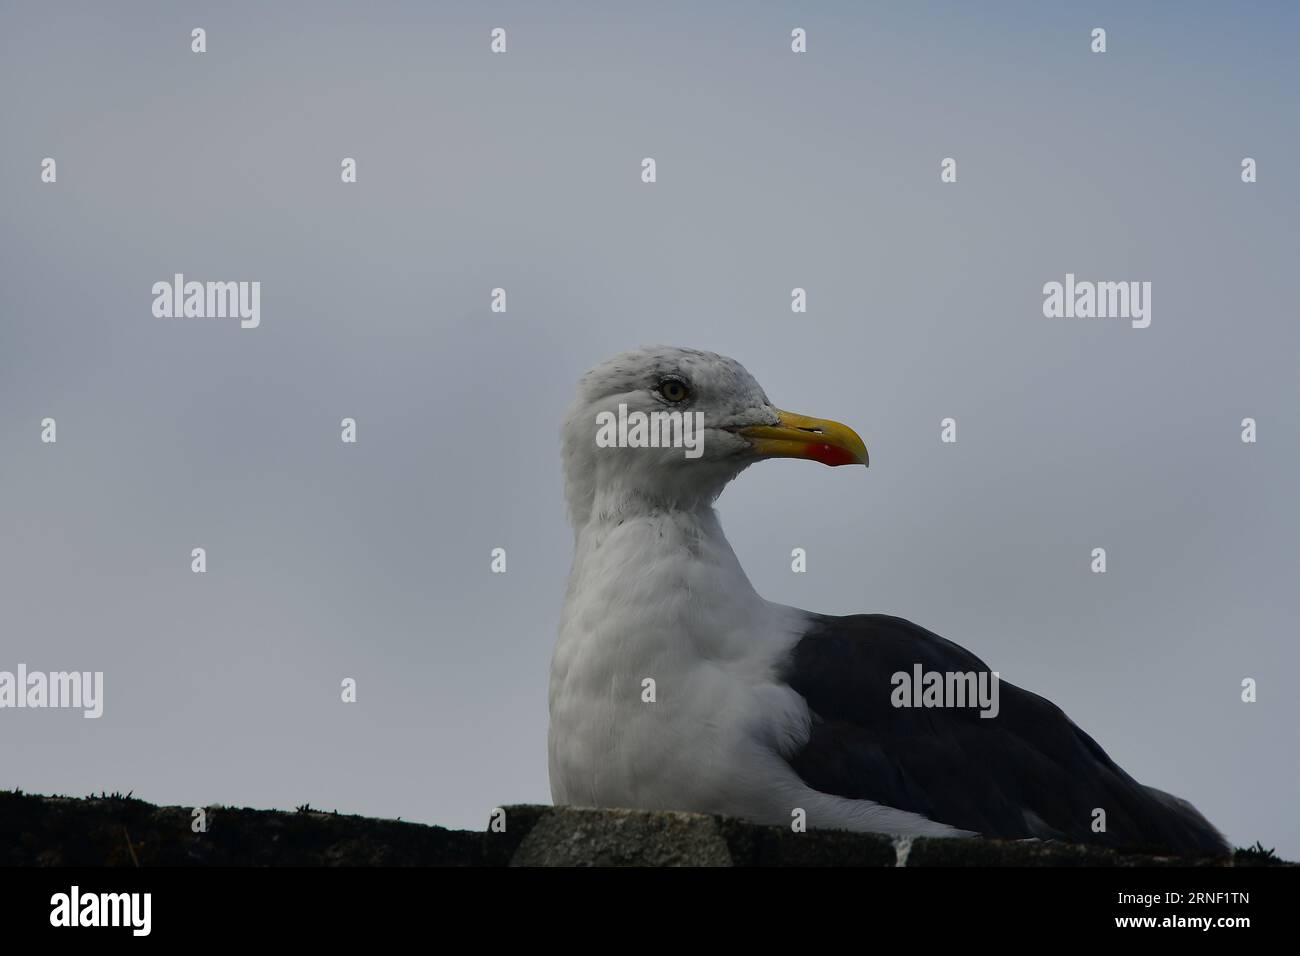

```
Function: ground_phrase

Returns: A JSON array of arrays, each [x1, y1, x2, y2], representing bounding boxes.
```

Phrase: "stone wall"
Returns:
[[0, 791, 1284, 867]]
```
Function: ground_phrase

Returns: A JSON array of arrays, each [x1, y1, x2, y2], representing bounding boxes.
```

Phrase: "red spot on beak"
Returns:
[[808, 443, 860, 467]]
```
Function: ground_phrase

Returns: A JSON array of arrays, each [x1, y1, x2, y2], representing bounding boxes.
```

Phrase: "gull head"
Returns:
[[561, 345, 867, 527]]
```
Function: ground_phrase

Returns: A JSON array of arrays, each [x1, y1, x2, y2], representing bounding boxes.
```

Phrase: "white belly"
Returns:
[[548, 627, 805, 816]]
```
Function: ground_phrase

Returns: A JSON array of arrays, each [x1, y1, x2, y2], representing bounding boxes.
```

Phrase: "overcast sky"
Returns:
[[2, 1, 1297, 858]]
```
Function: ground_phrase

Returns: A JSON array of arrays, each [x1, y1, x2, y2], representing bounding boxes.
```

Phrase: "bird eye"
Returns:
[[657, 379, 690, 403]]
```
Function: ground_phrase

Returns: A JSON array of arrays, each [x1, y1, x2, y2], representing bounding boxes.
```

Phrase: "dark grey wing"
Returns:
[[780, 613, 1229, 856]]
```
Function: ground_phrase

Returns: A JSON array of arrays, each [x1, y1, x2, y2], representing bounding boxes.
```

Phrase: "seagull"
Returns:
[[548, 346, 1229, 855]]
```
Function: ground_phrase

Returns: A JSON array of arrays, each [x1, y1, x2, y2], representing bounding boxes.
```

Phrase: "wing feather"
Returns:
[[780, 613, 1228, 855]]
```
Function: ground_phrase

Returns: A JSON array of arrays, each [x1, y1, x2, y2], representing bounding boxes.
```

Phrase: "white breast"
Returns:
[[548, 507, 811, 821]]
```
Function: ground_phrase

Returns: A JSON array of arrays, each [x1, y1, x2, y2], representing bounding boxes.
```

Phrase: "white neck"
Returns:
[[568, 503, 765, 647]]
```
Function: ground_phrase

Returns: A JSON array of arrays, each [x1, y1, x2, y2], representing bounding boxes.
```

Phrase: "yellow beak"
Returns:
[[739, 408, 869, 467]]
